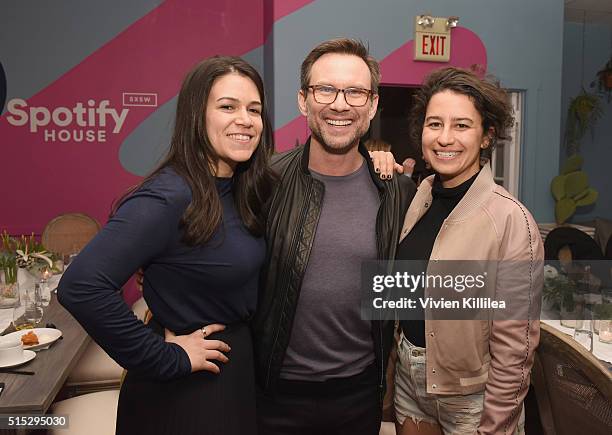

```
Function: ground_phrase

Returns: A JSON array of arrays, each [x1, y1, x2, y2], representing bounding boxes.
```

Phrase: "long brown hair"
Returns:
[[114, 56, 276, 245]]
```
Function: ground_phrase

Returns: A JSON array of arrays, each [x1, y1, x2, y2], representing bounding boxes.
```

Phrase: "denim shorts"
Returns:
[[394, 333, 524, 435]]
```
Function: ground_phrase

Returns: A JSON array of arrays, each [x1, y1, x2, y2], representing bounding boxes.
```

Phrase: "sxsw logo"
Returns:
[[123, 93, 158, 107]]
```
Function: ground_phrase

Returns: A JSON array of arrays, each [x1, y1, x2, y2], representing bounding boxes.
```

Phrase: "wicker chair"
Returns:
[[532, 323, 612, 435], [42, 213, 100, 256]]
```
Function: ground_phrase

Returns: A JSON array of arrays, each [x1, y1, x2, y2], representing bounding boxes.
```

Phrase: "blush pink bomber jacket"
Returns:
[[396, 164, 544, 434]]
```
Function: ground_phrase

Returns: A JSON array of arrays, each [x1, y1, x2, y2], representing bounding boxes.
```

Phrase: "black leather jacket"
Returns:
[[253, 138, 415, 395]]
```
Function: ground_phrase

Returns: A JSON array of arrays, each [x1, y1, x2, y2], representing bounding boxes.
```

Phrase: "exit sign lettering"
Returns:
[[414, 16, 451, 62]]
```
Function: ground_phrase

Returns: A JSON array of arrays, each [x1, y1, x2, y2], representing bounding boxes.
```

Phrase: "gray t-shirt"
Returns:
[[280, 160, 380, 381]]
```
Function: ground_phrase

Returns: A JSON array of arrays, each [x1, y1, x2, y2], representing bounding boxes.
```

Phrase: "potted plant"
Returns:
[[1, 231, 53, 283], [550, 154, 598, 224], [564, 91, 603, 155], [549, 90, 602, 224], [543, 265, 579, 328], [0, 252, 18, 307], [590, 57, 612, 102]]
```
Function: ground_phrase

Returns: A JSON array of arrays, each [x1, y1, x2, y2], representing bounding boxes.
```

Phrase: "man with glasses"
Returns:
[[253, 38, 415, 435]]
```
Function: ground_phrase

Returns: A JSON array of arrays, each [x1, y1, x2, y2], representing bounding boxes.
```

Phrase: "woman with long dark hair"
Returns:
[[58, 56, 276, 434]]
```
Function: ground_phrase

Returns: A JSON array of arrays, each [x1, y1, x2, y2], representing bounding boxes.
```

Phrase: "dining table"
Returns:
[[541, 306, 612, 368], [0, 274, 91, 432]]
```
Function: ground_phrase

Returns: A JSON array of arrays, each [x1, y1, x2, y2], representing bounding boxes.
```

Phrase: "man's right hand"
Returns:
[[165, 324, 231, 374]]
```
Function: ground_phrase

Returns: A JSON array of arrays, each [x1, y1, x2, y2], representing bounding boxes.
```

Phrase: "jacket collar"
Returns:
[[448, 163, 496, 222], [299, 136, 385, 190], [400, 164, 496, 242], [446, 163, 496, 222]]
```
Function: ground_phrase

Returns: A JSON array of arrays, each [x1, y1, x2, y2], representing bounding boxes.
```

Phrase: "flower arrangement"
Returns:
[[1, 231, 53, 282], [542, 265, 577, 312]]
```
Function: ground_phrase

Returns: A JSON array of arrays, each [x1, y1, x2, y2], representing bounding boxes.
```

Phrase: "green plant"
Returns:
[[550, 154, 598, 224], [565, 91, 603, 155], [0, 253, 17, 284], [1, 230, 53, 272], [593, 303, 612, 320], [0, 232, 17, 285], [543, 273, 576, 312]]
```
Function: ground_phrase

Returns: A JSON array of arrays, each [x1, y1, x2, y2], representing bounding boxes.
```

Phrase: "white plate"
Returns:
[[0, 350, 36, 368], [3, 328, 62, 351]]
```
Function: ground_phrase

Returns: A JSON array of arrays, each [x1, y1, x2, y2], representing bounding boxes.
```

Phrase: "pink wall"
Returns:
[[1, 0, 315, 236], [1, 4, 487, 306], [2, 4, 485, 235]]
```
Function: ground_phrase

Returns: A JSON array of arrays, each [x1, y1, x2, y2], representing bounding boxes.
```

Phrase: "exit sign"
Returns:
[[414, 16, 451, 62]]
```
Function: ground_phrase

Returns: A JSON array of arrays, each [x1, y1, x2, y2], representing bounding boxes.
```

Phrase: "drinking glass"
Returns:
[[12, 283, 43, 330], [0, 271, 19, 308], [574, 314, 594, 352], [39, 280, 51, 307], [599, 320, 612, 344], [0, 272, 18, 332]]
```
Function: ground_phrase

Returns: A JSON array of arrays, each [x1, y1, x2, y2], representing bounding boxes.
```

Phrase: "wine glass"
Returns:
[[12, 284, 43, 330]]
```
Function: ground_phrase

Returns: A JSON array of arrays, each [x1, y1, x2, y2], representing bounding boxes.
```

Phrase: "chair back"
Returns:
[[533, 323, 612, 435], [42, 213, 100, 256]]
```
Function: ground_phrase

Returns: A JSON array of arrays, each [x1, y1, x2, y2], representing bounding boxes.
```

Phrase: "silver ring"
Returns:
[[201, 327, 208, 338]]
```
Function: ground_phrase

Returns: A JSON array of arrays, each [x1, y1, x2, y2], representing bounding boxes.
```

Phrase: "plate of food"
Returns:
[[3, 328, 62, 351]]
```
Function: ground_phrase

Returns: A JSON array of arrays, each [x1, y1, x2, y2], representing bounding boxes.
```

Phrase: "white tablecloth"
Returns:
[[541, 314, 612, 364]]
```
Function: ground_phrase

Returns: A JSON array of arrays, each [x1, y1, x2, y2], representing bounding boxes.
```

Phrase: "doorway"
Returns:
[[369, 85, 428, 181]]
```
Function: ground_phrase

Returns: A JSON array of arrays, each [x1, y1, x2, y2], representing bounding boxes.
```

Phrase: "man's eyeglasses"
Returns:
[[306, 85, 373, 107]]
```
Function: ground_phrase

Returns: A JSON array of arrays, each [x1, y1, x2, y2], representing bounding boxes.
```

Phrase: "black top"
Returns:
[[58, 168, 265, 380], [397, 171, 478, 347]]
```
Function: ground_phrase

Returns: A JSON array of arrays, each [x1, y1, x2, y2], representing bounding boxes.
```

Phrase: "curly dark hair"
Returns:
[[408, 67, 514, 159]]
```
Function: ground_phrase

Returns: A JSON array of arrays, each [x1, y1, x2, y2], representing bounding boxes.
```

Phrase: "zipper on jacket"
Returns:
[[375, 188, 387, 399], [265, 180, 314, 388]]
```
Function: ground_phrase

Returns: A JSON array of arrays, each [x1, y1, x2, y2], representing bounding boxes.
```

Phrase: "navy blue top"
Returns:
[[58, 168, 265, 380]]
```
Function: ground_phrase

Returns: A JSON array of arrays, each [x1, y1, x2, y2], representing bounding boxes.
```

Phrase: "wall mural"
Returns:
[[0, 1, 485, 236]]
